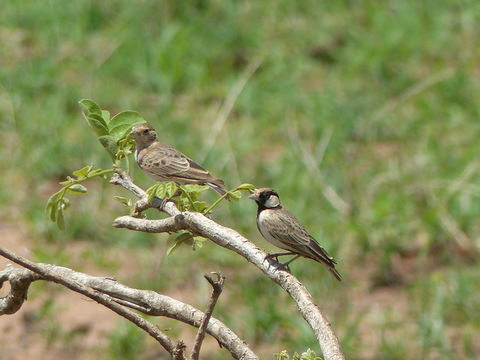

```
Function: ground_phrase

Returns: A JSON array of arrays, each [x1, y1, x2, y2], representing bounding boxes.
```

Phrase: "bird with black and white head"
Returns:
[[249, 188, 341, 281]]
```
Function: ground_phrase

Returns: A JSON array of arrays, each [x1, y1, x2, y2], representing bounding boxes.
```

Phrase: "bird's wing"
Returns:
[[140, 145, 190, 175], [263, 209, 337, 266], [141, 144, 220, 183]]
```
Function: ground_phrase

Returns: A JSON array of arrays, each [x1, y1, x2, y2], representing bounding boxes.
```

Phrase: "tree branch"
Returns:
[[191, 272, 225, 360], [0, 265, 40, 315], [0, 247, 258, 360], [109, 168, 180, 216], [0, 247, 179, 357], [111, 172, 345, 360]]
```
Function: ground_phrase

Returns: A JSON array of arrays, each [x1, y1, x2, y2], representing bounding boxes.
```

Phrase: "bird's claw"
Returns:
[[264, 254, 292, 273]]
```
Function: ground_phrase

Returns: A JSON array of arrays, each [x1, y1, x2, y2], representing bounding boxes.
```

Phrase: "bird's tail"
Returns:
[[306, 242, 342, 281], [329, 267, 342, 282], [207, 182, 229, 197]]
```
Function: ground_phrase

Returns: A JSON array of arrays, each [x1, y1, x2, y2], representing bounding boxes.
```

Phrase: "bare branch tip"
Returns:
[[204, 272, 225, 291]]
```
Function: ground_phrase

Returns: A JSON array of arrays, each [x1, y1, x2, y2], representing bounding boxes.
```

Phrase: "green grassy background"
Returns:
[[1, 0, 480, 359]]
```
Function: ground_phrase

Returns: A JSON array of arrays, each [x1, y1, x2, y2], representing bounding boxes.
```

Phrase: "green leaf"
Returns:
[[67, 184, 88, 194], [85, 114, 109, 136], [192, 236, 206, 250], [101, 110, 110, 124], [110, 124, 134, 141], [163, 182, 179, 198], [149, 182, 179, 200], [176, 232, 193, 243], [61, 198, 70, 210], [79, 99, 102, 117], [235, 183, 256, 191], [175, 197, 190, 212], [98, 135, 118, 159], [228, 190, 242, 200], [109, 111, 146, 140], [146, 183, 161, 202], [59, 176, 75, 186], [48, 202, 57, 222], [166, 232, 194, 256], [274, 350, 290, 360], [114, 196, 131, 207], [72, 165, 93, 178], [79, 99, 108, 137], [89, 168, 108, 177], [46, 190, 62, 211], [181, 185, 209, 201], [56, 208, 65, 231], [192, 201, 207, 213], [166, 241, 182, 256], [181, 184, 209, 193]]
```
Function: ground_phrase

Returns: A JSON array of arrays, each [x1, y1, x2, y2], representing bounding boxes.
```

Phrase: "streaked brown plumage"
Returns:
[[249, 188, 341, 281], [130, 124, 227, 195]]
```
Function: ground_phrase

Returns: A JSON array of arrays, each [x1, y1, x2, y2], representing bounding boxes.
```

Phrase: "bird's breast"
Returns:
[[257, 210, 291, 251]]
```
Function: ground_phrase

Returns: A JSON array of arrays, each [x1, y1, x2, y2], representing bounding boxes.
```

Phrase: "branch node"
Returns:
[[204, 272, 225, 293]]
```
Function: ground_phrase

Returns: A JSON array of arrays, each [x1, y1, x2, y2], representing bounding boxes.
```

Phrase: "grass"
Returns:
[[1, 0, 480, 359]]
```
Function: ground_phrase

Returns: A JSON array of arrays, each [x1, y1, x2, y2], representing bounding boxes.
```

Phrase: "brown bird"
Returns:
[[249, 188, 341, 281], [130, 123, 227, 195]]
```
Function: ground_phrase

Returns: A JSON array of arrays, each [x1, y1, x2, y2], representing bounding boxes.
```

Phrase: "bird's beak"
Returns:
[[129, 129, 135, 136], [248, 193, 259, 201]]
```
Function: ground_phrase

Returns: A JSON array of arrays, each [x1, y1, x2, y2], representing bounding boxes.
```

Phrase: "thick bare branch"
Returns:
[[110, 172, 344, 360], [0, 265, 40, 315], [113, 215, 182, 233], [191, 272, 225, 360], [0, 248, 258, 360], [0, 248, 178, 356]]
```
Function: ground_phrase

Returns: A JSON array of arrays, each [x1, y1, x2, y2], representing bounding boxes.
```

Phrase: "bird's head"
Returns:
[[130, 124, 157, 145], [249, 188, 281, 209]]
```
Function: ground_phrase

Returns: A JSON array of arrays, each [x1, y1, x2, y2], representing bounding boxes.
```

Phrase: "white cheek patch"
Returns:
[[264, 195, 280, 208]]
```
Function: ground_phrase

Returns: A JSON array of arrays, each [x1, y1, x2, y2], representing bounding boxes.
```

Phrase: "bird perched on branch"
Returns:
[[130, 123, 227, 195], [249, 188, 341, 281]]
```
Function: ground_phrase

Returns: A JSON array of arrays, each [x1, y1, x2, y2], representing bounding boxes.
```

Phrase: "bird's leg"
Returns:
[[265, 252, 298, 272], [280, 255, 301, 267], [265, 252, 296, 263]]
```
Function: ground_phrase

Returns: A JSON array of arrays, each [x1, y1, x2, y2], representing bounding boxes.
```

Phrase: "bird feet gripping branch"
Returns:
[[264, 252, 300, 273]]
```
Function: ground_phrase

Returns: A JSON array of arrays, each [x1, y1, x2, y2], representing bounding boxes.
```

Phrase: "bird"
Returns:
[[249, 188, 342, 281], [130, 123, 228, 195]]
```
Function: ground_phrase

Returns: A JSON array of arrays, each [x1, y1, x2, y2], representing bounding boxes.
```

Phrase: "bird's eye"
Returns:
[[143, 129, 149, 134]]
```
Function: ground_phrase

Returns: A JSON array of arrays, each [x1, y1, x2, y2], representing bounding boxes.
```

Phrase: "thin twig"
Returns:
[[190, 272, 225, 360]]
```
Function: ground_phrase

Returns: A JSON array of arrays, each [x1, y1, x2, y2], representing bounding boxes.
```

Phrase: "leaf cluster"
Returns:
[[79, 99, 146, 163], [46, 165, 113, 230], [148, 182, 255, 255], [274, 349, 323, 360], [46, 100, 255, 259]]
